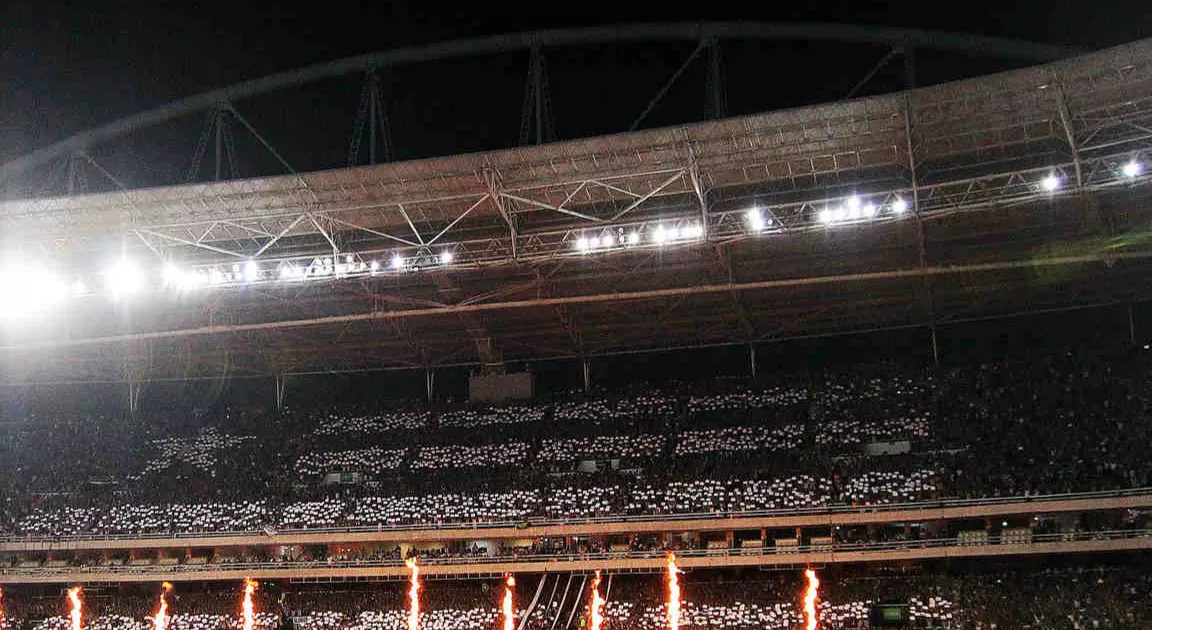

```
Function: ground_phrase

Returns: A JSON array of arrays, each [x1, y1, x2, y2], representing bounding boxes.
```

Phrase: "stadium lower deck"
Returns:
[[0, 557, 1152, 630]]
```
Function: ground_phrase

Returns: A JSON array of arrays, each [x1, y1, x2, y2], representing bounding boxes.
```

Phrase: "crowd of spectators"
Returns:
[[0, 348, 1150, 539], [537, 435, 666, 463]]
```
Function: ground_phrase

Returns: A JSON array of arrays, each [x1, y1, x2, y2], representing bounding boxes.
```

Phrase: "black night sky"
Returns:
[[0, 1, 1151, 190]]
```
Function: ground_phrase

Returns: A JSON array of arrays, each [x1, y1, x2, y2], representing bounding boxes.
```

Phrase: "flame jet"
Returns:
[[154, 583, 173, 630], [589, 570, 605, 630], [502, 575, 516, 630], [406, 558, 421, 630], [803, 570, 820, 630], [665, 553, 681, 630], [242, 580, 259, 630], [67, 587, 84, 630]]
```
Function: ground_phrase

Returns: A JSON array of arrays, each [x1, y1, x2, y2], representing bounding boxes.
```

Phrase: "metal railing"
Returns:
[[0, 529, 1151, 577], [0, 487, 1150, 544]]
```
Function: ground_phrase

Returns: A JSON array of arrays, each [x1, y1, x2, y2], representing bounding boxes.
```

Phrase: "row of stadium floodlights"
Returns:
[[0, 162, 1142, 323]]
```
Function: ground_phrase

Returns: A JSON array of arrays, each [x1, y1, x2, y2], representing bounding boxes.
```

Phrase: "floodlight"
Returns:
[[747, 208, 766, 232], [654, 226, 668, 244], [244, 260, 258, 281], [628, 231, 641, 245], [891, 198, 908, 214], [1122, 161, 1141, 178], [602, 234, 615, 248], [1041, 174, 1061, 191], [865, 204, 879, 217], [818, 209, 833, 224], [440, 251, 454, 264], [370, 260, 380, 272], [576, 237, 589, 252], [104, 260, 144, 297], [345, 254, 354, 264], [835, 208, 848, 222], [847, 196, 861, 210], [392, 254, 404, 269], [668, 227, 681, 241]]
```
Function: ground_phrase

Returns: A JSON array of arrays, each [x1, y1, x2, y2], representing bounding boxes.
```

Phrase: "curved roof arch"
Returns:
[[0, 22, 1084, 184]]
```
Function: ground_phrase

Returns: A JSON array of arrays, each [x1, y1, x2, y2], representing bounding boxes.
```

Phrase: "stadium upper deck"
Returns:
[[0, 40, 1150, 383]]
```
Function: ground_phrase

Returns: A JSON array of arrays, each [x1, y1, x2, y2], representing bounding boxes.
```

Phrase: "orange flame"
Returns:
[[803, 569, 820, 630], [154, 583, 173, 630], [666, 553, 681, 630], [242, 579, 258, 630], [589, 570, 605, 630], [406, 558, 421, 630], [67, 587, 84, 630], [502, 575, 516, 630]]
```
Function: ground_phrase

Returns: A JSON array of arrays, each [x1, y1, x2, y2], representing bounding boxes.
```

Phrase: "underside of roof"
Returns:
[[0, 41, 1151, 383]]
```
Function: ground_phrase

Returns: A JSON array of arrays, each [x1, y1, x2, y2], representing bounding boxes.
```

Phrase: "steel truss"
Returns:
[[0, 41, 1151, 383]]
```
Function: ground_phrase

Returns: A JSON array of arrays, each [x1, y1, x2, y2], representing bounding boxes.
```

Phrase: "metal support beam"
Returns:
[[630, 40, 707, 132], [274, 373, 287, 409], [903, 96, 940, 367], [1053, 73, 1112, 237], [748, 343, 757, 379], [845, 45, 902, 99], [0, 252, 1149, 353], [484, 170, 519, 260], [425, 367, 434, 402], [1, 22, 1083, 184], [704, 39, 726, 120]]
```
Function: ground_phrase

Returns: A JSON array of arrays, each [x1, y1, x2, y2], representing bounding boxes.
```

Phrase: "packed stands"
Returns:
[[0, 348, 1150, 537]]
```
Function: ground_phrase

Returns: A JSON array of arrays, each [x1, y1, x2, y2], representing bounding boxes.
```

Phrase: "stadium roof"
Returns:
[[0, 40, 1151, 384]]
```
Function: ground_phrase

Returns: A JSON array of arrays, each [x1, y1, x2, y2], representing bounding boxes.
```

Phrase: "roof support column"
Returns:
[[274, 372, 287, 410], [687, 142, 710, 237], [1053, 73, 1111, 238], [426, 367, 435, 403], [903, 96, 939, 368]]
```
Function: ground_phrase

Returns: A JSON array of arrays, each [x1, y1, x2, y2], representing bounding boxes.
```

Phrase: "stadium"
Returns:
[[0, 21, 1150, 630]]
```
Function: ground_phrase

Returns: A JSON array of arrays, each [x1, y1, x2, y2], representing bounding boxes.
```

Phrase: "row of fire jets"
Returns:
[[0, 555, 822, 630]]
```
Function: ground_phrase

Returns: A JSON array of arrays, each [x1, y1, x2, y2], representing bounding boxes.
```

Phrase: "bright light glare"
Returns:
[[891, 198, 908, 214], [345, 254, 354, 264], [818, 209, 833, 224], [835, 208, 848, 222], [589, 237, 601, 249], [685, 224, 703, 239], [747, 208, 766, 232], [1122, 161, 1141, 177], [440, 251, 453, 265], [392, 254, 404, 269], [576, 237, 589, 252], [243, 260, 258, 281], [847, 196, 861, 210], [1041, 174, 1061, 191], [0, 264, 68, 320], [865, 204, 879, 217], [104, 260, 144, 297], [370, 260, 380, 272], [628, 231, 641, 245], [668, 227, 681, 241], [654, 227, 668, 244], [601, 234, 615, 248]]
